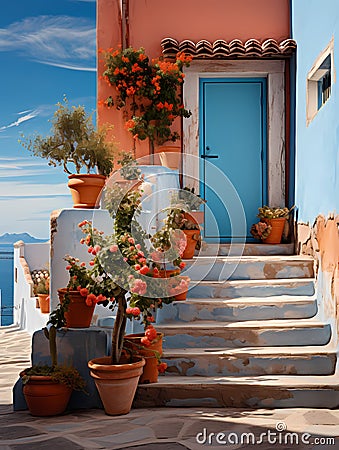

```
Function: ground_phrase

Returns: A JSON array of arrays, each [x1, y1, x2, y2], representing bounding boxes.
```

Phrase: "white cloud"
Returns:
[[0, 110, 39, 131], [0, 15, 96, 71], [0, 180, 69, 197]]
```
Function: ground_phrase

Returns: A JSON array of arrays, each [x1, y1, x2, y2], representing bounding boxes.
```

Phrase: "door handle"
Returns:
[[201, 154, 219, 159]]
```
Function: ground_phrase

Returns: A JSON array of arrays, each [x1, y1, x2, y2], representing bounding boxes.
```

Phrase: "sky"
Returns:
[[0, 0, 97, 239]]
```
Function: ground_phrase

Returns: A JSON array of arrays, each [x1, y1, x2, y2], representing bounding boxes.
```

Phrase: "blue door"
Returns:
[[200, 78, 267, 241]]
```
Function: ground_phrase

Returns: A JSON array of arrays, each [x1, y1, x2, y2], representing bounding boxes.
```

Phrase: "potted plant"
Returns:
[[35, 279, 50, 314], [99, 47, 192, 155], [20, 325, 85, 416], [49, 185, 186, 415], [20, 97, 117, 208], [250, 206, 295, 244], [31, 269, 50, 311]]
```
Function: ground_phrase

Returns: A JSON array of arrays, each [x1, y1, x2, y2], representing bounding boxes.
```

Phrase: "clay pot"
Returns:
[[262, 218, 286, 244], [68, 174, 106, 209], [124, 333, 163, 384], [21, 373, 72, 416], [158, 269, 181, 278], [88, 354, 145, 415], [184, 211, 204, 226], [182, 229, 200, 259], [57, 289, 95, 328], [37, 294, 50, 314]]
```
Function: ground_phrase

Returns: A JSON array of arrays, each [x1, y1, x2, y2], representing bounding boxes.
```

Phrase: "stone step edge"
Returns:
[[176, 295, 317, 305], [163, 345, 336, 357], [187, 255, 314, 262], [191, 278, 315, 287], [157, 319, 329, 330], [138, 374, 339, 388]]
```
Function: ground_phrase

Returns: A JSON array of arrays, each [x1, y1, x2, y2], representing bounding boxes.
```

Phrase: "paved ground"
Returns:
[[1, 325, 339, 450]]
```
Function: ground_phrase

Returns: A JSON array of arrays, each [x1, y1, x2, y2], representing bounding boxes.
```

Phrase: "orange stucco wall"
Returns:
[[97, 0, 291, 158]]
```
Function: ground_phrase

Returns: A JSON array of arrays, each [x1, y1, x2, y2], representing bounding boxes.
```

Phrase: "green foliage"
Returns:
[[35, 279, 49, 295], [20, 97, 116, 176], [257, 205, 295, 219], [117, 152, 142, 180], [22, 365, 86, 391]]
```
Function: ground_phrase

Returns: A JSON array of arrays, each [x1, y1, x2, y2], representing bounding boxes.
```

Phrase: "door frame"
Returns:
[[182, 59, 285, 208]]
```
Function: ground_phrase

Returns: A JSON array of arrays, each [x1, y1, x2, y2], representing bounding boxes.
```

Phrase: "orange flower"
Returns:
[[121, 56, 129, 63], [138, 53, 147, 61], [125, 119, 135, 130], [132, 63, 142, 73], [113, 67, 120, 75]]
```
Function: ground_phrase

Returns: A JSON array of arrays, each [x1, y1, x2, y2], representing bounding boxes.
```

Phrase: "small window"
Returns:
[[306, 40, 334, 126]]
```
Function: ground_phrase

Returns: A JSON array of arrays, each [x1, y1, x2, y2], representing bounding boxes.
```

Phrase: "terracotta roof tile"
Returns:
[[161, 38, 296, 59]]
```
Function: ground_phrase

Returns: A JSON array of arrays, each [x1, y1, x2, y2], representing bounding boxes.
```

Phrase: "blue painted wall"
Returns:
[[292, 0, 339, 223]]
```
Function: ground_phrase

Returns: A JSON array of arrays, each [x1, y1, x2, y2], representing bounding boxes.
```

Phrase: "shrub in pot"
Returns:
[[20, 97, 117, 208], [20, 326, 85, 416], [49, 184, 189, 415], [250, 205, 295, 244]]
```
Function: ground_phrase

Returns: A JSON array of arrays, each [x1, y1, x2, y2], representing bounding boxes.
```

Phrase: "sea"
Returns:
[[0, 244, 14, 326]]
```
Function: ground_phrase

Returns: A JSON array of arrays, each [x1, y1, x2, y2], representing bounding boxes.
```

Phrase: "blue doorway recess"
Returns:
[[199, 78, 267, 242]]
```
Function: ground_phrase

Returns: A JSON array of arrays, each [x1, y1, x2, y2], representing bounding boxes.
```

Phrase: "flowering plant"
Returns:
[[99, 47, 192, 146], [250, 221, 272, 240], [49, 185, 189, 367]]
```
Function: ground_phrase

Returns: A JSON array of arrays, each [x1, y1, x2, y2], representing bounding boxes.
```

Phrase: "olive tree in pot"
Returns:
[[20, 97, 117, 208]]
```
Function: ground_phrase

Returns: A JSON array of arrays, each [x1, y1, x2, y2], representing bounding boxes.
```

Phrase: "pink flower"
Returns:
[[145, 326, 157, 341], [123, 257, 128, 262], [147, 315, 155, 323], [128, 237, 135, 244], [109, 244, 118, 252], [139, 266, 150, 275], [80, 288, 89, 297], [136, 244, 141, 250], [132, 307, 141, 316], [131, 279, 147, 295], [96, 294, 107, 302], [134, 264, 141, 271], [179, 261, 186, 269], [158, 362, 167, 373], [89, 260, 95, 266], [86, 293, 97, 306], [65, 265, 71, 270], [94, 245, 101, 253], [80, 262, 86, 267], [126, 307, 133, 315], [88, 246, 93, 253], [141, 336, 151, 347]]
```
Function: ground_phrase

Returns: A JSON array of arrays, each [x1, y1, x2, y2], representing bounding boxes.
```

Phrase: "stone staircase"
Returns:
[[134, 244, 339, 408]]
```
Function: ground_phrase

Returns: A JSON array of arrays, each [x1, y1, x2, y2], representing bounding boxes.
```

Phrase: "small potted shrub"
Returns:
[[20, 326, 85, 416], [31, 269, 50, 311], [251, 205, 294, 244], [20, 97, 117, 208]]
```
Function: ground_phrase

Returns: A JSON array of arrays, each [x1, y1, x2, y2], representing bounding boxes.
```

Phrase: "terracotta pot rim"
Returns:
[[68, 173, 106, 180], [124, 332, 163, 343], [88, 355, 145, 372]]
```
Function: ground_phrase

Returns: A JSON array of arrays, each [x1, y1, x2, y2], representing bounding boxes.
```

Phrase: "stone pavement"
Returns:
[[1, 325, 339, 450]]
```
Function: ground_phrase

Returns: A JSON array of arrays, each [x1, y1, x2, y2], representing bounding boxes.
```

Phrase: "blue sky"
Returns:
[[0, 0, 97, 239]]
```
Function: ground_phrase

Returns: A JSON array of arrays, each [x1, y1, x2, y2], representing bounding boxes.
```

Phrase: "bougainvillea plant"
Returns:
[[99, 47, 192, 147], [49, 184, 188, 367]]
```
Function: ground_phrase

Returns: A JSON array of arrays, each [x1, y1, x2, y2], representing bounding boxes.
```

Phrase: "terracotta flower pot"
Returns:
[[57, 289, 95, 328], [88, 354, 145, 415], [182, 229, 200, 259], [37, 294, 50, 314], [21, 373, 72, 416], [124, 333, 163, 384], [68, 174, 106, 209], [184, 211, 204, 226], [262, 218, 286, 244]]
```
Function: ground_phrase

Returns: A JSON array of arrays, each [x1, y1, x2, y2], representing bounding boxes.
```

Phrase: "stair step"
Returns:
[[134, 374, 339, 408], [200, 242, 295, 256], [156, 295, 317, 323], [157, 320, 331, 348], [163, 346, 336, 376], [188, 278, 315, 298], [183, 255, 314, 280]]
